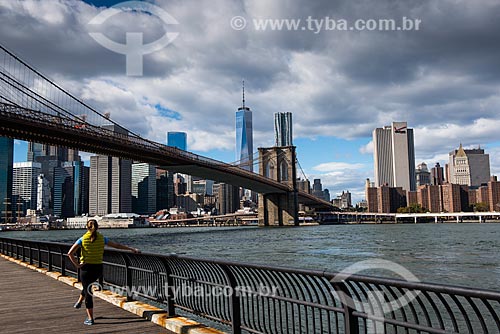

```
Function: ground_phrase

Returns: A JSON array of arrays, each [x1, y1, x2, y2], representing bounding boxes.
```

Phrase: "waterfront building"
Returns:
[[468, 188, 477, 208], [174, 174, 187, 196], [28, 143, 79, 163], [365, 179, 378, 213], [274, 112, 293, 147], [448, 144, 490, 187], [333, 191, 352, 209], [406, 191, 418, 206], [167, 132, 187, 151], [192, 179, 214, 196], [323, 189, 330, 202], [156, 169, 174, 210], [417, 185, 442, 213], [89, 155, 132, 216], [431, 162, 445, 185], [89, 124, 132, 216], [215, 183, 240, 215], [416, 162, 431, 186], [37, 174, 50, 213], [373, 121, 416, 191], [13, 162, 42, 213], [296, 178, 311, 194], [0, 137, 13, 222], [235, 81, 253, 171], [312, 179, 326, 200], [377, 185, 406, 213], [176, 193, 202, 212], [476, 185, 489, 206], [131, 163, 157, 215], [53, 161, 89, 218], [27, 142, 81, 214], [441, 184, 466, 213], [487, 177, 500, 211]]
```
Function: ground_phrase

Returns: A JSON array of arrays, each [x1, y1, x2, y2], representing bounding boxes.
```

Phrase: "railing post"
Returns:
[[332, 282, 359, 334], [37, 243, 42, 268], [48, 246, 53, 272], [221, 264, 242, 334], [22, 241, 26, 262], [29, 242, 33, 265], [160, 257, 176, 316], [60, 246, 66, 276], [121, 254, 133, 302]]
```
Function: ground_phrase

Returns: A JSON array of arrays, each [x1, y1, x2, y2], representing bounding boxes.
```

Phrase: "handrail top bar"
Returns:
[[2, 236, 500, 300]]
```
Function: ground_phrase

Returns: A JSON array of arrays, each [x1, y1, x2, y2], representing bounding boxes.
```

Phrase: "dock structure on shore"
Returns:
[[317, 211, 500, 224]]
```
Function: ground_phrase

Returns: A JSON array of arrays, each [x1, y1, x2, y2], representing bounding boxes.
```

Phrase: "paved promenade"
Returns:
[[0, 258, 174, 333]]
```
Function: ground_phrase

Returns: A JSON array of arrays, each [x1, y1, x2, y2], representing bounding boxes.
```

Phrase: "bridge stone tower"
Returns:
[[258, 146, 299, 226]]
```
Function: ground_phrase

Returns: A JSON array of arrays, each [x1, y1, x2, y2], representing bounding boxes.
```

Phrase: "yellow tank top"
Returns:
[[79, 232, 105, 264]]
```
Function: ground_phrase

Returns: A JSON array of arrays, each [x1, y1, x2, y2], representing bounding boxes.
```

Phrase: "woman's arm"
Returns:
[[107, 240, 140, 253], [67, 243, 82, 268]]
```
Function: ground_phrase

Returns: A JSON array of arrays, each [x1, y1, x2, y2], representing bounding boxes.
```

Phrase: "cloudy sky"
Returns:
[[2, 0, 500, 202]]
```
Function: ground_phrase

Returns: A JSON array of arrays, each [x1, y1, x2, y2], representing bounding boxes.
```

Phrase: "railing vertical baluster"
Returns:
[[160, 257, 176, 316], [22, 241, 26, 262], [37, 243, 42, 268], [48, 246, 53, 272], [332, 282, 359, 334], [221, 264, 242, 334], [60, 246, 66, 276], [29, 242, 33, 265], [122, 254, 133, 302]]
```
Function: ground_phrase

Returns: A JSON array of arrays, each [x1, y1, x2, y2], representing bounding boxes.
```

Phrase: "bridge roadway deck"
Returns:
[[0, 257, 174, 334]]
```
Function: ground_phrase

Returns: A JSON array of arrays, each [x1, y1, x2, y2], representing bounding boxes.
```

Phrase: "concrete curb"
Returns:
[[0, 254, 225, 334]]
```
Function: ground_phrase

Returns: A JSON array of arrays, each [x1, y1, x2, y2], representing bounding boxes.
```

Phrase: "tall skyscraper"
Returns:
[[431, 162, 445, 185], [215, 183, 240, 215], [27, 142, 80, 214], [167, 132, 187, 151], [448, 144, 490, 187], [13, 162, 42, 214], [235, 81, 253, 171], [312, 179, 326, 200], [373, 121, 416, 191], [53, 161, 89, 218], [89, 124, 132, 216], [89, 155, 132, 216], [0, 137, 14, 222], [416, 162, 431, 186], [274, 112, 293, 147], [156, 169, 175, 211], [132, 163, 157, 215]]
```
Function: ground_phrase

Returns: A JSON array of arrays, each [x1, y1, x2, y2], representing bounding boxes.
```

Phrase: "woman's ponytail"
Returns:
[[86, 219, 99, 243]]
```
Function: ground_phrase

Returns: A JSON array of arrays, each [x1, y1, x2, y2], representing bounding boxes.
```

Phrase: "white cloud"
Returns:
[[359, 141, 373, 155]]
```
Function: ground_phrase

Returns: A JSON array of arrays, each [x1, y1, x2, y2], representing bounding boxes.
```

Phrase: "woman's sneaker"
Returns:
[[83, 318, 94, 326]]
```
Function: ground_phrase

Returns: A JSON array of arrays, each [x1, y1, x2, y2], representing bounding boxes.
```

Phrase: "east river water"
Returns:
[[5, 223, 500, 290]]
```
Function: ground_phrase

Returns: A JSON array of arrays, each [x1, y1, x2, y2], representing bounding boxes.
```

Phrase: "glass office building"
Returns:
[[167, 132, 187, 151], [274, 112, 293, 147], [235, 106, 253, 171], [0, 137, 14, 222]]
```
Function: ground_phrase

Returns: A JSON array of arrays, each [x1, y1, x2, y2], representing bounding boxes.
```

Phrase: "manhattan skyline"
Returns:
[[3, 0, 500, 202]]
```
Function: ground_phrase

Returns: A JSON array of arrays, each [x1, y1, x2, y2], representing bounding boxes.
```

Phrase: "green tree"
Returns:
[[473, 202, 489, 212]]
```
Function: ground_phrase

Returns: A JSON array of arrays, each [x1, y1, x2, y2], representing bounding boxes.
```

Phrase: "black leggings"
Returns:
[[80, 264, 103, 309]]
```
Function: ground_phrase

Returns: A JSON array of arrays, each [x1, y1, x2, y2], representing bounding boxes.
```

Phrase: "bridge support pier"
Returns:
[[258, 192, 298, 226], [257, 146, 299, 227]]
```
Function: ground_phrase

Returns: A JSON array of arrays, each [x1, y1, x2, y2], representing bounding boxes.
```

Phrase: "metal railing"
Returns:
[[1, 237, 499, 333]]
